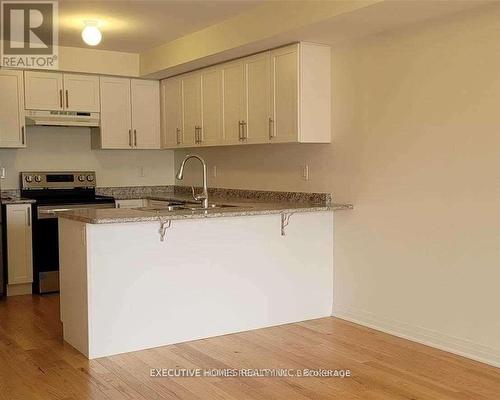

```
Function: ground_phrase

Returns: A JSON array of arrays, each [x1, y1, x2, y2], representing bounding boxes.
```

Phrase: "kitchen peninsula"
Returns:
[[58, 188, 345, 359]]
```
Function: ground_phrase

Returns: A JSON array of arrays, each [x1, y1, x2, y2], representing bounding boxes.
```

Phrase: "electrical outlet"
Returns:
[[301, 165, 309, 181], [212, 165, 217, 178], [138, 166, 146, 177]]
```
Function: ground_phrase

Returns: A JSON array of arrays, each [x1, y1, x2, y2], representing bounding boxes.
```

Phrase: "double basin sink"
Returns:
[[135, 201, 240, 213]]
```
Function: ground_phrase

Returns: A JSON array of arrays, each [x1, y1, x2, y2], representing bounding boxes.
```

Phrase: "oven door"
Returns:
[[33, 202, 115, 294]]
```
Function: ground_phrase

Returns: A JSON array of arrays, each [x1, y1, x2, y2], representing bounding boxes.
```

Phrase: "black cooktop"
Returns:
[[20, 188, 115, 205]]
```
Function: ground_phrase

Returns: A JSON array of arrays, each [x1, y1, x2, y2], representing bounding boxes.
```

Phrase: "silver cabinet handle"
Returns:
[[176, 128, 181, 145], [238, 121, 243, 141], [198, 126, 202, 143], [59, 89, 63, 108], [195, 126, 202, 144], [27, 207, 31, 227], [269, 117, 274, 139], [21, 126, 25, 145], [242, 121, 247, 141], [134, 129, 137, 147], [65, 90, 69, 108], [128, 129, 132, 147]]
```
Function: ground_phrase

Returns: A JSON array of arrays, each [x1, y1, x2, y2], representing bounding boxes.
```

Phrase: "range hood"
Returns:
[[25, 110, 100, 127]]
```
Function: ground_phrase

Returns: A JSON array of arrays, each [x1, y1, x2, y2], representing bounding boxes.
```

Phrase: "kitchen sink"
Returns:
[[135, 202, 241, 213]]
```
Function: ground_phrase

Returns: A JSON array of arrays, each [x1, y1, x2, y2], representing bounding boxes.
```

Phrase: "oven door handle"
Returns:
[[37, 208, 74, 219]]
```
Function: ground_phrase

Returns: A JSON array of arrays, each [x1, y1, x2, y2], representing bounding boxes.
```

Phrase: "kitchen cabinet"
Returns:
[[160, 42, 331, 149], [95, 77, 160, 150], [0, 70, 26, 148], [269, 45, 298, 142], [160, 77, 183, 147], [271, 43, 331, 143], [131, 79, 160, 149], [25, 71, 100, 112], [181, 73, 202, 146], [201, 68, 223, 145], [161, 69, 222, 148], [63, 73, 100, 112], [221, 60, 245, 145], [96, 76, 132, 149], [24, 71, 63, 111], [6, 204, 33, 296], [244, 51, 271, 144]]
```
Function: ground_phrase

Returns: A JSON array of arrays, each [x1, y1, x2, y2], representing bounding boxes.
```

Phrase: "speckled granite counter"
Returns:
[[60, 187, 352, 224], [0, 190, 36, 205]]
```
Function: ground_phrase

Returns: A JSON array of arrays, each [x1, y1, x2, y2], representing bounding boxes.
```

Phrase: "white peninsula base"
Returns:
[[59, 212, 334, 359]]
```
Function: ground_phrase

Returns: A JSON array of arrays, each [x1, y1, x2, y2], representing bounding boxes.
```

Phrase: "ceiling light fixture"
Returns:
[[82, 21, 102, 46]]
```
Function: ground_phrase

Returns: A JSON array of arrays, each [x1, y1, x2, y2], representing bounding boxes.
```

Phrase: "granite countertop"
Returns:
[[58, 192, 352, 224], [0, 196, 36, 205]]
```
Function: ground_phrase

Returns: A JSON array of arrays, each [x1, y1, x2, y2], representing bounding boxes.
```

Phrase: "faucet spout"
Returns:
[[175, 155, 209, 209]]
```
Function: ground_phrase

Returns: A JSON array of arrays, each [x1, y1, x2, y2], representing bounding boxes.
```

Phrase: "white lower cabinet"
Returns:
[[160, 42, 331, 149], [6, 204, 33, 296]]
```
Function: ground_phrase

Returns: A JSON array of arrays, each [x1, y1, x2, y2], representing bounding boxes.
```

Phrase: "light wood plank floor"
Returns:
[[0, 294, 498, 399]]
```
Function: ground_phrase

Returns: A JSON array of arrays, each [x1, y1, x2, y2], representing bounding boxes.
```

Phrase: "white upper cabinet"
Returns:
[[63, 74, 100, 112], [96, 77, 160, 150], [161, 77, 183, 148], [244, 51, 271, 144], [271, 43, 331, 143], [24, 71, 64, 111], [160, 42, 331, 149], [97, 76, 132, 149], [131, 79, 160, 149], [181, 73, 202, 147], [25, 71, 100, 113], [200, 68, 223, 145], [221, 60, 245, 145], [270, 45, 298, 143], [0, 70, 26, 148]]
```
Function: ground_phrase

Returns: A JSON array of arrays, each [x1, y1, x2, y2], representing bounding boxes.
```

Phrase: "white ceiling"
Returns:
[[58, 0, 264, 53]]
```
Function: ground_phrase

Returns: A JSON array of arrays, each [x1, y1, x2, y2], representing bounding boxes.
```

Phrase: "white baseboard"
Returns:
[[333, 305, 500, 368], [7, 283, 32, 296]]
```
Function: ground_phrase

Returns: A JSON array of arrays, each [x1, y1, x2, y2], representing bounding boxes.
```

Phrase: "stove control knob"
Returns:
[[34, 175, 42, 183], [78, 175, 85, 182], [25, 175, 33, 183], [86, 175, 95, 182]]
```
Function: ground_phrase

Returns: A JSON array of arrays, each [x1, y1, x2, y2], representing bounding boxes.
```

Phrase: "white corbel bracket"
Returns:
[[158, 218, 172, 241], [280, 212, 295, 236]]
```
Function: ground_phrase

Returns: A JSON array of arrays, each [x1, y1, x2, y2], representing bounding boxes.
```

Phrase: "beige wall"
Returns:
[[175, 4, 500, 365], [0, 126, 174, 189]]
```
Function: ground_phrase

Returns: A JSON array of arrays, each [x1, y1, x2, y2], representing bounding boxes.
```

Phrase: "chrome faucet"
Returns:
[[176, 155, 209, 209]]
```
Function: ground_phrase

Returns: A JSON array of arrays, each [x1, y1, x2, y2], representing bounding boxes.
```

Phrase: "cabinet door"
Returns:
[[161, 78, 183, 148], [181, 73, 202, 146], [201, 68, 223, 145], [0, 70, 25, 148], [99, 77, 132, 149], [63, 73, 100, 112], [131, 79, 160, 149], [24, 71, 63, 110], [270, 44, 299, 142], [244, 52, 271, 144], [221, 60, 245, 144], [6, 204, 33, 285]]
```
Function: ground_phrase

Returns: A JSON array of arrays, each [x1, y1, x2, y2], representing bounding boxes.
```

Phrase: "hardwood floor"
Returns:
[[0, 295, 498, 400]]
